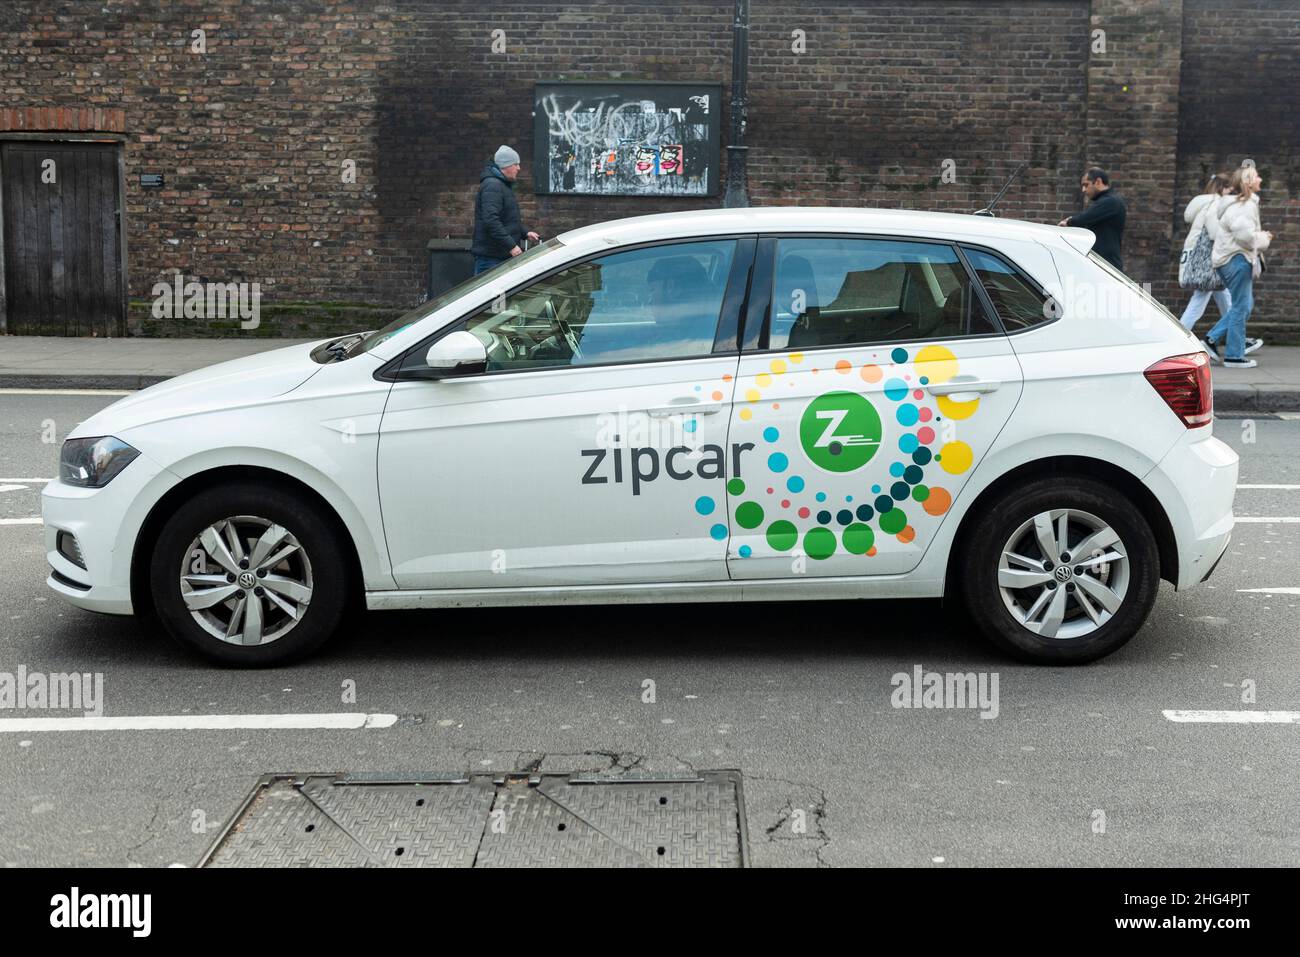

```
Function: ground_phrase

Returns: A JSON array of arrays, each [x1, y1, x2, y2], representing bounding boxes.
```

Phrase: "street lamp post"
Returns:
[[723, 0, 750, 209]]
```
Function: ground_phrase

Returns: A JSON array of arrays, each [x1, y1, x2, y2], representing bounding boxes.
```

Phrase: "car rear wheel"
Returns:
[[961, 476, 1160, 664], [149, 482, 351, 666]]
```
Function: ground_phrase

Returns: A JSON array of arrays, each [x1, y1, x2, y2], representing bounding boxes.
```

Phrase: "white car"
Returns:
[[43, 208, 1237, 666]]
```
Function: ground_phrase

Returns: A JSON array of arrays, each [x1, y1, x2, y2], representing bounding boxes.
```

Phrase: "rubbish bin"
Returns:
[[426, 239, 474, 301]]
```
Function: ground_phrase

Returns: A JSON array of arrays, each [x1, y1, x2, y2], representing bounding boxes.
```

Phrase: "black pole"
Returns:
[[723, 0, 750, 208]]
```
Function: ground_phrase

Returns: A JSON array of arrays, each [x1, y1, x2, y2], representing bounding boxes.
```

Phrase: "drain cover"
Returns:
[[201, 771, 748, 867]]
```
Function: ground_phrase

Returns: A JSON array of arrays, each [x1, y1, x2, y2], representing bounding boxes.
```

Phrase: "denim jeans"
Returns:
[[1179, 288, 1231, 332], [1206, 254, 1254, 360], [473, 255, 505, 275]]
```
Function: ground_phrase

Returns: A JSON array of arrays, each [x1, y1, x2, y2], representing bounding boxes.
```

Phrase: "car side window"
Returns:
[[768, 238, 996, 350], [962, 247, 1052, 331], [420, 240, 737, 373]]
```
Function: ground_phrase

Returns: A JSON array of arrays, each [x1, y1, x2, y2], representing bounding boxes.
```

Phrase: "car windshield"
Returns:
[[356, 238, 565, 354]]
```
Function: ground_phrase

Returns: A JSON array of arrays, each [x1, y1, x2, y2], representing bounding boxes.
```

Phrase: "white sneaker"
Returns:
[[1222, 357, 1258, 369], [1244, 337, 1264, 355], [1200, 338, 1221, 364]]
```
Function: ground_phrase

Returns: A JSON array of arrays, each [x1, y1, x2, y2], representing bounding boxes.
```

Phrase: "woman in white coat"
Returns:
[[1202, 165, 1273, 369], [1178, 173, 1237, 336]]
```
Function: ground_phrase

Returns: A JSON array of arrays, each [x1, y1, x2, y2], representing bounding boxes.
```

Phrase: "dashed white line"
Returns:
[[1237, 484, 1300, 490], [1237, 587, 1300, 595], [0, 712, 399, 732], [0, 479, 53, 484], [1163, 710, 1300, 724], [1234, 517, 1300, 523], [0, 517, 42, 526]]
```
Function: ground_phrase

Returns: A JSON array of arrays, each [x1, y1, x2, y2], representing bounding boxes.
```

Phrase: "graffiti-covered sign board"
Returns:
[[533, 82, 722, 197]]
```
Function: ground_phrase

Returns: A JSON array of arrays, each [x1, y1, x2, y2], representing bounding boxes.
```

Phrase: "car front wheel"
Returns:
[[961, 476, 1161, 664], [149, 482, 351, 666]]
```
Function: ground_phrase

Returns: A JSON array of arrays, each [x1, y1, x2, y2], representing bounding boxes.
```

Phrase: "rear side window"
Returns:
[[1086, 250, 1184, 330], [767, 237, 997, 350], [962, 247, 1053, 331]]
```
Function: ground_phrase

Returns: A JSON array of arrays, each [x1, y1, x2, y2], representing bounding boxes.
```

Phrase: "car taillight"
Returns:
[[1144, 352, 1212, 428]]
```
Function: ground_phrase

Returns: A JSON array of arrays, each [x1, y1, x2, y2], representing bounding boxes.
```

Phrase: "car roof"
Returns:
[[556, 206, 1095, 255]]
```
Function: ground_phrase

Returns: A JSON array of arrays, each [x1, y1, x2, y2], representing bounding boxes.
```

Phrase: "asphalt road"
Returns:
[[1, 390, 1297, 867]]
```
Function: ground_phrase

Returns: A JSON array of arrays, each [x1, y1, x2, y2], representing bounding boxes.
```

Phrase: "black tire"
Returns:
[[959, 476, 1160, 664], [149, 481, 352, 666]]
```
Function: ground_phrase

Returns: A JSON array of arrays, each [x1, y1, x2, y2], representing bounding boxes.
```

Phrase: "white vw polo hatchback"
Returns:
[[44, 208, 1237, 666]]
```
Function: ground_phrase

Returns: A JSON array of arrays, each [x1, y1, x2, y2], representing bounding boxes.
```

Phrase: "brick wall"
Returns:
[[0, 0, 1295, 336], [747, 2, 1089, 226], [0, 107, 126, 133], [368, 1, 735, 299], [1086, 0, 1183, 287], [1172, 0, 1300, 339]]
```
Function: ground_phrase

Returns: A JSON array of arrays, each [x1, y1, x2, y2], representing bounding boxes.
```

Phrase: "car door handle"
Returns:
[[646, 398, 723, 416], [927, 376, 1001, 396]]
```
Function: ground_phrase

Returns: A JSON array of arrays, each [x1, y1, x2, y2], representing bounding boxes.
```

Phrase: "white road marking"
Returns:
[[0, 712, 399, 732], [1234, 517, 1300, 523], [1237, 484, 1300, 490], [1163, 710, 1300, 724], [0, 485, 26, 494], [0, 388, 131, 396], [0, 517, 42, 526], [0, 479, 52, 484], [1237, 587, 1300, 595]]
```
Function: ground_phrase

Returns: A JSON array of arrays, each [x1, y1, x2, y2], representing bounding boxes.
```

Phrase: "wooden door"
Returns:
[[1, 141, 125, 336]]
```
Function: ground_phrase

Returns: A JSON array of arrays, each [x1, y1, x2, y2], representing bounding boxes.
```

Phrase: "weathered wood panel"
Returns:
[[1, 141, 124, 336]]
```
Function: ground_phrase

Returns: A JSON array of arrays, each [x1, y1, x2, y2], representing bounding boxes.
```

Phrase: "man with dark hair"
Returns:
[[471, 145, 540, 275], [1058, 167, 1127, 271]]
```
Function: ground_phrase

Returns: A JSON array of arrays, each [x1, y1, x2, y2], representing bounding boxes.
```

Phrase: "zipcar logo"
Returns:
[[799, 391, 883, 473]]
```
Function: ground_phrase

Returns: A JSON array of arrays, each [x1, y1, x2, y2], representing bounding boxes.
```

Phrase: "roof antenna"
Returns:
[[973, 162, 1027, 217]]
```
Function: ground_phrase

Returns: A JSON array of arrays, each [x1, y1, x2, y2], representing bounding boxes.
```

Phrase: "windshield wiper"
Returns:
[[321, 331, 374, 362]]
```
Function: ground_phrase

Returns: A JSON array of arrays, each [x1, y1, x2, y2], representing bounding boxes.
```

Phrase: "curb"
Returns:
[[0, 373, 172, 390], [1212, 386, 1300, 413]]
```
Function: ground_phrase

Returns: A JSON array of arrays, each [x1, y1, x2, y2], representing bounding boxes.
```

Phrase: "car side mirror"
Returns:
[[424, 331, 488, 378]]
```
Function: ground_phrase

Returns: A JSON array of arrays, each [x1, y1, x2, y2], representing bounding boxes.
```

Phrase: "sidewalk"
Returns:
[[0, 336, 317, 390], [1, 336, 1299, 411], [1208, 347, 1300, 412]]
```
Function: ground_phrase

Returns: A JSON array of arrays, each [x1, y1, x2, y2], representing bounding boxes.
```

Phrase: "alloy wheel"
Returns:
[[178, 515, 313, 646], [996, 508, 1129, 640]]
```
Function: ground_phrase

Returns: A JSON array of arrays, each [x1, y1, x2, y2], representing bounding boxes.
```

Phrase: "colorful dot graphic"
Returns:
[[690, 345, 977, 560]]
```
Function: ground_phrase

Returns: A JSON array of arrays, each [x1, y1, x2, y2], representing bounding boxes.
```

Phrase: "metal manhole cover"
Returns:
[[200, 771, 748, 868]]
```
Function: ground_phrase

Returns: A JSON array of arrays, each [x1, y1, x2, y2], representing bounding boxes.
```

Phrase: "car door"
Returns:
[[377, 236, 755, 589], [724, 234, 1024, 579]]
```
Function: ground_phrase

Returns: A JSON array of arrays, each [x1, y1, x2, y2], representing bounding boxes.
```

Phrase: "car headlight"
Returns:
[[59, 436, 140, 488]]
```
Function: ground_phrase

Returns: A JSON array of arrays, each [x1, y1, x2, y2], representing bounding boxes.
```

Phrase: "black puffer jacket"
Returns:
[[471, 164, 527, 259]]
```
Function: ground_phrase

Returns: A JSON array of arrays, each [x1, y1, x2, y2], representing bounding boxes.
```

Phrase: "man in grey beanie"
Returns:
[[471, 145, 541, 274]]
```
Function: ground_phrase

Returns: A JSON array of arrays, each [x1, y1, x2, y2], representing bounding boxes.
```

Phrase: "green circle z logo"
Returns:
[[799, 391, 884, 473]]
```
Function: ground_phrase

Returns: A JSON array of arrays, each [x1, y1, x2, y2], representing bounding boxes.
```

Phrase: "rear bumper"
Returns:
[[1143, 428, 1237, 590]]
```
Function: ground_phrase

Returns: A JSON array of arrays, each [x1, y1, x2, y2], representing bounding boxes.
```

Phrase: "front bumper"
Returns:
[[1143, 428, 1238, 590], [41, 451, 177, 616]]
